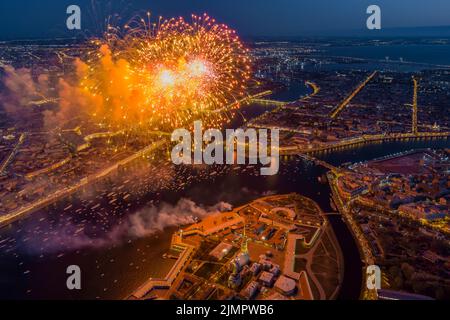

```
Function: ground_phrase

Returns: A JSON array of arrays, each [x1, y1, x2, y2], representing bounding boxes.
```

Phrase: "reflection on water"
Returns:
[[0, 72, 448, 299], [269, 81, 312, 101], [315, 137, 450, 165], [324, 45, 450, 67], [0, 136, 447, 300]]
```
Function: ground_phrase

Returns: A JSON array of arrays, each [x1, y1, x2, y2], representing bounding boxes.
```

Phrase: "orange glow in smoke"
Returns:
[[74, 13, 252, 131]]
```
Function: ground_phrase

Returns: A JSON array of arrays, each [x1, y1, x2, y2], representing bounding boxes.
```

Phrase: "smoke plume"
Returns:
[[21, 198, 232, 254]]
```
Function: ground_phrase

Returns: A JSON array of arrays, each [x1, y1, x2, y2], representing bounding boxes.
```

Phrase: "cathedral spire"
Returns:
[[241, 225, 248, 254]]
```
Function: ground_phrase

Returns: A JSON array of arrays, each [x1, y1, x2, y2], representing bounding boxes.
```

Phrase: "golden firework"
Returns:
[[76, 13, 251, 131]]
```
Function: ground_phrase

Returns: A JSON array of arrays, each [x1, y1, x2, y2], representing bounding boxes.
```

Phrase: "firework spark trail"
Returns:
[[75, 13, 252, 132]]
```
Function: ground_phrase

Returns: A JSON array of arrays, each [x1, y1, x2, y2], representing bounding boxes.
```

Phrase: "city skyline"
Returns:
[[0, 0, 449, 303]]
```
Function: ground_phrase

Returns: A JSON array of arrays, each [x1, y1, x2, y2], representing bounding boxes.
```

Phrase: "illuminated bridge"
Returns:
[[279, 131, 449, 158], [297, 154, 340, 172], [249, 98, 288, 106], [214, 90, 274, 112]]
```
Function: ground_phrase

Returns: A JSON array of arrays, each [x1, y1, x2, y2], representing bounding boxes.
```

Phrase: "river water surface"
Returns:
[[0, 80, 448, 300]]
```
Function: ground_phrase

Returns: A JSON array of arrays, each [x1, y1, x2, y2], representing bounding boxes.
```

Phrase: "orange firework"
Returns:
[[76, 13, 251, 131]]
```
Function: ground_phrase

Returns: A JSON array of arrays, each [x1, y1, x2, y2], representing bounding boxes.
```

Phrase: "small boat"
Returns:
[[162, 253, 178, 260]]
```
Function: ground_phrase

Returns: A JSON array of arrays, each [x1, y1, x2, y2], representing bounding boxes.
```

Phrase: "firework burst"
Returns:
[[76, 13, 252, 131]]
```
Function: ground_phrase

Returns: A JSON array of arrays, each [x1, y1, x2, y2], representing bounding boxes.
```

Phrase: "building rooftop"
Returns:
[[209, 242, 233, 261], [259, 271, 275, 286], [274, 275, 296, 295]]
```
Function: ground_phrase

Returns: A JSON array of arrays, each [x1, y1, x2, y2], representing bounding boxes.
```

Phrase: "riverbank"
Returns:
[[280, 133, 449, 155], [0, 140, 166, 229], [1, 137, 448, 299]]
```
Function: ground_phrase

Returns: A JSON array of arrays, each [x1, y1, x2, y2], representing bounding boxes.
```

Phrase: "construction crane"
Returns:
[[412, 77, 419, 135]]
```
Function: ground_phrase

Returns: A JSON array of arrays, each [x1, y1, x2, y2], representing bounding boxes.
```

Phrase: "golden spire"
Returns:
[[241, 225, 248, 254]]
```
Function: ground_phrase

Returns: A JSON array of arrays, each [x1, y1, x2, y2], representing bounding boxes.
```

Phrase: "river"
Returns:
[[0, 79, 448, 300]]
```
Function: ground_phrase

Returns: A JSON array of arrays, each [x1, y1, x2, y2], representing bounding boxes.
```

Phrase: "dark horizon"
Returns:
[[1, 0, 450, 40], [2, 25, 450, 43]]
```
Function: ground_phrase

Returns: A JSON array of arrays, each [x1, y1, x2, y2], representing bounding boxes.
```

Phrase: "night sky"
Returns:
[[0, 0, 450, 40]]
